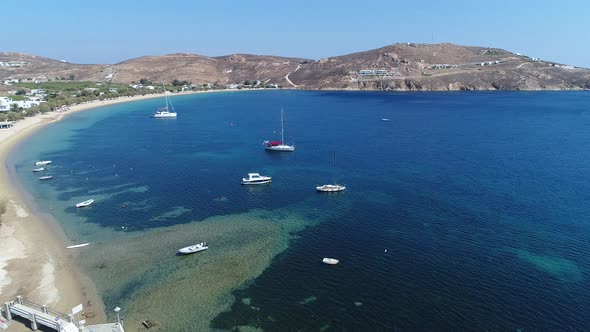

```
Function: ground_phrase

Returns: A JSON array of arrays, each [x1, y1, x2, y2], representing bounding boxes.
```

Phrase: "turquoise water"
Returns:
[[9, 90, 590, 331]]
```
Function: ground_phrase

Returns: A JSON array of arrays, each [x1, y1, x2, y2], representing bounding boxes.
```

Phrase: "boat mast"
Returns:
[[280, 107, 285, 144], [163, 83, 168, 111], [333, 152, 336, 185]]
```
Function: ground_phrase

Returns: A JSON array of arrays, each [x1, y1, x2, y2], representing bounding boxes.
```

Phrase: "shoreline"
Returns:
[[0, 89, 240, 326]]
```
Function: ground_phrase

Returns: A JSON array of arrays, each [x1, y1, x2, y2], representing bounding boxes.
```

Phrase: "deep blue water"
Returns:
[[10, 90, 590, 331]]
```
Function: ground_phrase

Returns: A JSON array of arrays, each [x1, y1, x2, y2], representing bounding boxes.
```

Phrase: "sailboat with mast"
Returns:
[[317, 152, 346, 192], [152, 84, 177, 118], [264, 108, 294, 151]]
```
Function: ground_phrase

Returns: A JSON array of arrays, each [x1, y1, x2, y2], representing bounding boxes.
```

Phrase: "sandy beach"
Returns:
[[0, 91, 205, 328]]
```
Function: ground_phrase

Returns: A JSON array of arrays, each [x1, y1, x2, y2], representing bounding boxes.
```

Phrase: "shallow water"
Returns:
[[9, 90, 590, 331]]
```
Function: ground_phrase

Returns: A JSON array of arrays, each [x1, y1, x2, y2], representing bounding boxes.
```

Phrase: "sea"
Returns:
[[8, 90, 590, 331]]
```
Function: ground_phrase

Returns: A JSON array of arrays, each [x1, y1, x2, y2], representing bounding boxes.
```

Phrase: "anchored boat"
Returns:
[[241, 172, 272, 185], [264, 108, 294, 151], [76, 199, 94, 208], [178, 242, 209, 255], [322, 258, 339, 265], [317, 152, 346, 192], [152, 85, 177, 118]]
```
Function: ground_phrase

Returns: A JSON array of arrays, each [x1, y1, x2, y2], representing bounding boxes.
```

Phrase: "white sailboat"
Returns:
[[317, 152, 346, 192], [264, 108, 294, 151], [152, 85, 177, 118]]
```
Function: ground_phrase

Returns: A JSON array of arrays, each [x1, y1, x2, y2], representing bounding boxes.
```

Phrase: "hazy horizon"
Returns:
[[4, 0, 590, 68]]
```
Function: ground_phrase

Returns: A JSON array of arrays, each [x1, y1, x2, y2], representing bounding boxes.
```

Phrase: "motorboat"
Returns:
[[178, 242, 209, 255], [152, 86, 177, 118], [76, 199, 94, 208], [34, 160, 52, 166], [322, 258, 339, 265], [66, 243, 90, 249], [32, 167, 45, 172], [39, 175, 53, 180], [317, 152, 346, 192], [241, 173, 272, 185], [264, 108, 294, 151]]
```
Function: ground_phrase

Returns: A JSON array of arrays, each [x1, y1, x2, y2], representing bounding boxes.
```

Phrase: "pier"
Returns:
[[1, 296, 124, 332]]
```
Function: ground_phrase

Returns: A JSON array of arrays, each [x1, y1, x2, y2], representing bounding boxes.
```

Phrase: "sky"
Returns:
[[4, 0, 590, 68]]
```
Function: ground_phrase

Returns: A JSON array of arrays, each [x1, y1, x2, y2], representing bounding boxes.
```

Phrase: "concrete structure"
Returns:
[[0, 121, 14, 129], [2, 296, 124, 332]]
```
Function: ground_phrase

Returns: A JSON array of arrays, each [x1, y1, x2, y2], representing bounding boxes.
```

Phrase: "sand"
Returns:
[[0, 91, 211, 327]]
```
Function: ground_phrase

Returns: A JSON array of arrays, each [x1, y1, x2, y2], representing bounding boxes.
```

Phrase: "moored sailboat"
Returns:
[[264, 108, 294, 151], [152, 85, 177, 118], [317, 152, 346, 192]]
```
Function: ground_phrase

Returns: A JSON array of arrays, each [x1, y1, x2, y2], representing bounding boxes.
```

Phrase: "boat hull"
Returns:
[[323, 258, 339, 265], [265, 145, 294, 152], [178, 245, 209, 254], [76, 199, 94, 208], [241, 179, 272, 185], [152, 113, 177, 118], [34, 161, 52, 166], [316, 185, 346, 192]]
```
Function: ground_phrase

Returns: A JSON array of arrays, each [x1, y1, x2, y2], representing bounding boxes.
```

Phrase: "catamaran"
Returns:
[[152, 85, 177, 118], [317, 152, 346, 192], [264, 108, 294, 151]]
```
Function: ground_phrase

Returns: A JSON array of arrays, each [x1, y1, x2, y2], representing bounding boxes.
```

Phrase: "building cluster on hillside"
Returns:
[[130, 84, 156, 90], [478, 60, 505, 67], [354, 69, 401, 81], [0, 96, 44, 112], [0, 61, 28, 68], [3, 77, 46, 85], [550, 63, 575, 69], [0, 89, 47, 112], [430, 64, 457, 69]]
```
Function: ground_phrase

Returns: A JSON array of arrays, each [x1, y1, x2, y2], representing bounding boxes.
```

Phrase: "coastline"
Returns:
[[0, 89, 228, 326]]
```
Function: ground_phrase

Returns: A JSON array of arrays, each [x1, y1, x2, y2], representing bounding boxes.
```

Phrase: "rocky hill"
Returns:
[[1, 43, 589, 91]]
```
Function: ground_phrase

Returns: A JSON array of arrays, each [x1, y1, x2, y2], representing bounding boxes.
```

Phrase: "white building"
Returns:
[[0, 97, 43, 112], [30, 89, 46, 95], [0, 97, 11, 112]]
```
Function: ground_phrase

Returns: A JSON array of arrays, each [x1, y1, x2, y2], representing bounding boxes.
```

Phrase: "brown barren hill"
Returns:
[[1, 43, 589, 90]]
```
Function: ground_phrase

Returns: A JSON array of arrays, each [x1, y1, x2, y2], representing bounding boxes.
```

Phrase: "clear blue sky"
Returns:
[[5, 0, 590, 68]]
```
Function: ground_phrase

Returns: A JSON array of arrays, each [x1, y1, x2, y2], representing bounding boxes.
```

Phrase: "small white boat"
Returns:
[[66, 243, 90, 249], [381, 118, 390, 122], [178, 242, 209, 255], [33, 167, 45, 172], [76, 199, 94, 208], [322, 258, 339, 265], [39, 175, 53, 180], [241, 173, 272, 185], [34, 160, 52, 166]]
